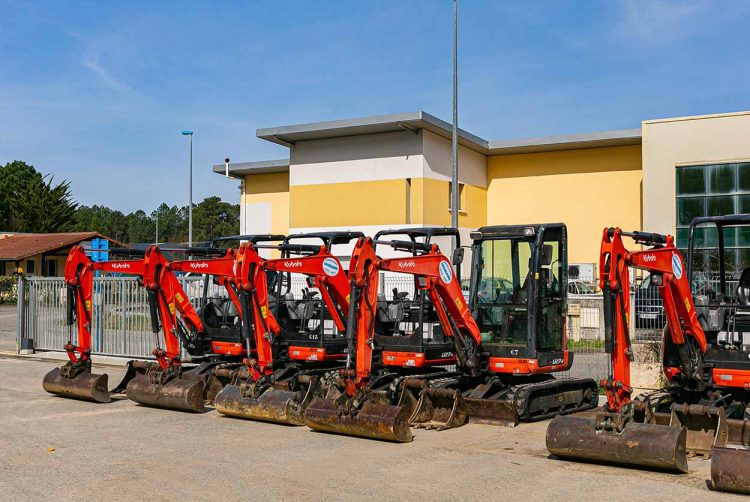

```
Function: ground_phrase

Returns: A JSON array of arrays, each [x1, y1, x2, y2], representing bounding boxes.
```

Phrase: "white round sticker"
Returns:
[[439, 260, 453, 284], [322, 257, 340, 277], [671, 253, 683, 280]]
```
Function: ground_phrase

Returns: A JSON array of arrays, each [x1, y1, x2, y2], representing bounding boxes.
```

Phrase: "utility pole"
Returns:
[[451, 0, 459, 230], [155, 211, 159, 244], [181, 130, 194, 246]]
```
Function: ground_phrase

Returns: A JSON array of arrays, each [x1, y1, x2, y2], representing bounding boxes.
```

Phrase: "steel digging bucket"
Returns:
[[42, 366, 111, 403], [710, 446, 750, 494], [126, 372, 206, 412], [546, 415, 688, 473], [408, 386, 467, 430], [214, 384, 305, 425], [304, 397, 413, 442], [709, 413, 750, 494]]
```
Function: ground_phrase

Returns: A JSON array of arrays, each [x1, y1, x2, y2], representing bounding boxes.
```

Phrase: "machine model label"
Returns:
[[111, 263, 130, 270], [322, 257, 340, 277], [439, 261, 453, 284], [672, 253, 683, 280], [284, 260, 303, 268], [643, 254, 657, 263], [189, 262, 209, 269], [397, 261, 416, 268]]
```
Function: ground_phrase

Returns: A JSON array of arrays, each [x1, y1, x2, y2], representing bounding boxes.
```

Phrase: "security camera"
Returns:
[[224, 157, 231, 177], [224, 157, 230, 164]]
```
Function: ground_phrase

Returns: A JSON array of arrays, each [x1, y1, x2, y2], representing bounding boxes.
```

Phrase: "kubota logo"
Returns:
[[111, 263, 130, 269], [643, 254, 657, 262], [398, 261, 416, 268], [189, 262, 209, 269], [284, 261, 303, 268]]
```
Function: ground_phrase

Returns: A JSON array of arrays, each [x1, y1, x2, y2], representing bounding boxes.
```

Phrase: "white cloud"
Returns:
[[81, 50, 133, 92]]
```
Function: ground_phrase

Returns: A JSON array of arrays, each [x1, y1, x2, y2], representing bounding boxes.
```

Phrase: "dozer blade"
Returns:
[[710, 446, 750, 495], [462, 396, 518, 427], [304, 397, 413, 442], [42, 366, 110, 403], [546, 415, 688, 473], [214, 384, 305, 426], [126, 373, 206, 412]]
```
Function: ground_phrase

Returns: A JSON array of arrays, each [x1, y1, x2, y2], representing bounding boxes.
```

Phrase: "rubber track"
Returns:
[[513, 377, 599, 422]]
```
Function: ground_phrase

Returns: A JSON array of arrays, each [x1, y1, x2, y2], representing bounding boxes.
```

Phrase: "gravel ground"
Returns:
[[0, 355, 743, 501]]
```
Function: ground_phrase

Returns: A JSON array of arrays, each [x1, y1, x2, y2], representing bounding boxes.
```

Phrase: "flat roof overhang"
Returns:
[[212, 158, 290, 178], [487, 128, 642, 155], [256, 111, 490, 153]]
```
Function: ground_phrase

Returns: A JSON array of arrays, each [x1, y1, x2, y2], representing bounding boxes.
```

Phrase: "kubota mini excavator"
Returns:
[[546, 219, 750, 495], [304, 225, 599, 441], [43, 236, 283, 410], [213, 232, 362, 425], [42, 245, 149, 403]]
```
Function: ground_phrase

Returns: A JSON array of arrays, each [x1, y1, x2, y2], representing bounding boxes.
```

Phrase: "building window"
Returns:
[[676, 162, 750, 260], [45, 260, 57, 277], [448, 182, 465, 211], [26, 259, 35, 275]]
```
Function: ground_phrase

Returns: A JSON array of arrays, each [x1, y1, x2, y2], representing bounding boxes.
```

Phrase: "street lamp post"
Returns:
[[181, 130, 194, 247]]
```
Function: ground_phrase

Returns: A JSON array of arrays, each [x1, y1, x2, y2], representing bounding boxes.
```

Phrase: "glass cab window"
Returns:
[[474, 237, 532, 349]]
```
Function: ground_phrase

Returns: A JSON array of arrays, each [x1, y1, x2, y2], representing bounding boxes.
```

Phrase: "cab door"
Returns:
[[534, 226, 568, 366]]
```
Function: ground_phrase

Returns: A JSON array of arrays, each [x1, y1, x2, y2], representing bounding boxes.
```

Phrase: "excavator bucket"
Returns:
[[711, 446, 750, 494], [42, 361, 142, 403], [214, 384, 305, 425], [125, 368, 206, 413], [304, 393, 413, 442], [709, 413, 750, 495], [213, 372, 322, 426], [404, 380, 468, 430], [546, 415, 688, 473], [42, 366, 110, 403]]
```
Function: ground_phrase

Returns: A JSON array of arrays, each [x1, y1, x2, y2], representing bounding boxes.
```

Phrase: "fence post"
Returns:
[[379, 273, 385, 296], [120, 279, 127, 355], [17, 275, 33, 354]]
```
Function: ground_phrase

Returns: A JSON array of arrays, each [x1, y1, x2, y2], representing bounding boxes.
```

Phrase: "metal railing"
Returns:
[[15, 273, 663, 387]]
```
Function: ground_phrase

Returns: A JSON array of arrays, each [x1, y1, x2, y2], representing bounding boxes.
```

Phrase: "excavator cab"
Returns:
[[269, 231, 364, 362], [372, 227, 461, 368], [188, 234, 286, 358], [469, 224, 570, 373]]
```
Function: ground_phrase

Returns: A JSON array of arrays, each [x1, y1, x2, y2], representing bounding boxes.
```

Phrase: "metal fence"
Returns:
[[16, 273, 664, 385]]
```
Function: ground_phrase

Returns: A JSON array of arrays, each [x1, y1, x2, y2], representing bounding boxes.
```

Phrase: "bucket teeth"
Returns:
[[546, 415, 688, 473], [304, 397, 413, 442], [42, 366, 111, 403], [125, 373, 206, 412], [214, 384, 305, 425]]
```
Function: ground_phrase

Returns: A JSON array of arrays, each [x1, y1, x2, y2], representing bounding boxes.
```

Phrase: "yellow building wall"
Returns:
[[487, 145, 642, 266], [290, 177, 487, 229], [243, 172, 290, 236], [420, 178, 487, 228], [291, 179, 410, 227]]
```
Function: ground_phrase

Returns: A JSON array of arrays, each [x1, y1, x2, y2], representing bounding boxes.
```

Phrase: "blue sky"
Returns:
[[1, 0, 749, 212]]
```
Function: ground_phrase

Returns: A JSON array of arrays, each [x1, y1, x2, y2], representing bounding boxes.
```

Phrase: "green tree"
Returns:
[[191, 196, 240, 242], [152, 204, 186, 243], [0, 161, 78, 233]]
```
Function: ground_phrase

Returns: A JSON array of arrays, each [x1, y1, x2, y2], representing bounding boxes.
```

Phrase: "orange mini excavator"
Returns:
[[213, 232, 362, 425], [546, 220, 750, 495], [42, 236, 283, 411]]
